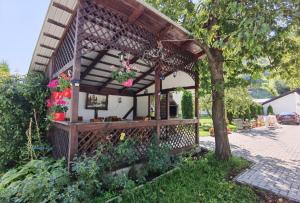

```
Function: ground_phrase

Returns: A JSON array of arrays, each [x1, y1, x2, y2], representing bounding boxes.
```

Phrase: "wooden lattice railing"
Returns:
[[49, 119, 199, 165], [48, 123, 70, 159]]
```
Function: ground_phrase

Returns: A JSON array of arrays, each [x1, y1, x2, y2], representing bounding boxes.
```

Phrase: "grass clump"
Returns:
[[119, 153, 258, 203]]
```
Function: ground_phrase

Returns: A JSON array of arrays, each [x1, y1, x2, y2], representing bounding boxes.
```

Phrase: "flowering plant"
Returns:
[[50, 99, 68, 113], [47, 79, 60, 91], [58, 73, 71, 90], [47, 73, 71, 92], [111, 61, 136, 83]]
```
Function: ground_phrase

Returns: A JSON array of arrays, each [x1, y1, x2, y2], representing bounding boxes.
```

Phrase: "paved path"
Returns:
[[200, 125, 300, 202]]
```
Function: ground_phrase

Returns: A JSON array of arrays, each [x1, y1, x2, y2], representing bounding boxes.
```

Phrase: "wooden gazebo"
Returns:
[[29, 0, 204, 164]]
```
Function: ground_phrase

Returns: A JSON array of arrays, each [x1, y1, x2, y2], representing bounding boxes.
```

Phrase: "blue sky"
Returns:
[[0, 0, 50, 74]]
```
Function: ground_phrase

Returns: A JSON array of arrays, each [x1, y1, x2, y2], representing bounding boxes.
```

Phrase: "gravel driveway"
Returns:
[[200, 125, 300, 202]]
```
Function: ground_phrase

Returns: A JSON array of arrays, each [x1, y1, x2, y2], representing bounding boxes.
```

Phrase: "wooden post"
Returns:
[[48, 56, 54, 79], [147, 95, 150, 117], [68, 7, 82, 168], [166, 92, 170, 120], [155, 68, 161, 141], [68, 125, 78, 170], [195, 73, 200, 145], [133, 96, 137, 120]]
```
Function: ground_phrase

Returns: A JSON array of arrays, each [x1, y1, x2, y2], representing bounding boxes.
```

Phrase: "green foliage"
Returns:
[[0, 72, 50, 170], [181, 90, 193, 119], [120, 153, 258, 203], [51, 104, 68, 113], [267, 105, 274, 115], [111, 70, 136, 83], [256, 105, 264, 116], [146, 139, 172, 174], [225, 87, 254, 122], [0, 159, 69, 203], [0, 61, 9, 74]]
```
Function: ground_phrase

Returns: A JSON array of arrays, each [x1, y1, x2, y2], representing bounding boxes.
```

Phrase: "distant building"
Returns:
[[262, 88, 300, 115]]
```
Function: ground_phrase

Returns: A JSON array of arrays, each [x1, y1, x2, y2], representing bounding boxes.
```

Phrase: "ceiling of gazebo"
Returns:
[[80, 49, 155, 93]]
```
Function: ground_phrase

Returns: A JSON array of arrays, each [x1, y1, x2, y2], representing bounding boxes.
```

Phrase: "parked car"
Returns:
[[277, 112, 300, 125]]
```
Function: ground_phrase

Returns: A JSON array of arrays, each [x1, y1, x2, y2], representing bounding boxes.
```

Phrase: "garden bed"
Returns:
[[93, 151, 259, 203]]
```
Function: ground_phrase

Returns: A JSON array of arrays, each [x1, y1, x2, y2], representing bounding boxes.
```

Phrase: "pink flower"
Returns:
[[47, 79, 59, 88], [56, 99, 67, 106], [46, 99, 53, 107]]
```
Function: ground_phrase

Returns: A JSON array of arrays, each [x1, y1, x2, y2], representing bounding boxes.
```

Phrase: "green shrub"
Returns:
[[0, 159, 69, 203], [0, 72, 49, 170], [146, 139, 172, 174], [181, 90, 193, 119], [267, 105, 274, 115]]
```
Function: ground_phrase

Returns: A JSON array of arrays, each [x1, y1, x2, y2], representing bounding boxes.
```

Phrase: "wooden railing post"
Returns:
[[154, 68, 161, 142], [70, 6, 82, 123], [68, 124, 78, 171], [195, 73, 200, 145]]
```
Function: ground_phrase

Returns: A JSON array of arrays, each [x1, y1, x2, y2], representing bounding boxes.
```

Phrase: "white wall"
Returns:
[[263, 93, 297, 115], [296, 93, 300, 114], [66, 92, 133, 121], [137, 96, 148, 117], [137, 71, 194, 95]]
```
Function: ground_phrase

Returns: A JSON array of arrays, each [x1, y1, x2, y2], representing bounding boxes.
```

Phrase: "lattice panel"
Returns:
[[159, 41, 197, 79], [78, 1, 156, 57], [78, 126, 155, 158], [53, 14, 76, 75], [160, 123, 196, 150], [49, 126, 69, 159]]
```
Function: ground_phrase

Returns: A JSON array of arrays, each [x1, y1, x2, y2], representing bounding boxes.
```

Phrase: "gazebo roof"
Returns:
[[29, 0, 203, 73], [29, 0, 204, 95]]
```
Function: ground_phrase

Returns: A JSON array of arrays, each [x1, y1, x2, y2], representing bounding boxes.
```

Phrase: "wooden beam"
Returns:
[[123, 107, 134, 119], [40, 44, 55, 50], [166, 92, 170, 120], [81, 50, 108, 78], [80, 84, 135, 97], [194, 73, 200, 145], [47, 19, 67, 28], [52, 2, 74, 14], [154, 68, 161, 140], [98, 78, 114, 91], [35, 62, 48, 66], [155, 70, 161, 120], [136, 71, 173, 94], [136, 85, 196, 97], [195, 50, 206, 58], [43, 32, 61, 40], [128, 5, 144, 23], [180, 40, 192, 50], [158, 24, 173, 39], [37, 54, 50, 59]]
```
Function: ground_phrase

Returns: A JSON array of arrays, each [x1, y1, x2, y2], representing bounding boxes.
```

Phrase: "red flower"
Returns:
[[59, 73, 70, 81], [56, 99, 68, 106], [47, 79, 59, 88], [46, 99, 53, 107]]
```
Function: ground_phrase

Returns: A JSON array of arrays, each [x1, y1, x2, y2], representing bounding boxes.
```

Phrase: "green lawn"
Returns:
[[114, 153, 258, 203], [200, 117, 237, 137]]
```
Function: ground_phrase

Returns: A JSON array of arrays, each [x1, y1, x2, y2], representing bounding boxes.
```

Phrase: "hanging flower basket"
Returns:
[[62, 88, 72, 98], [51, 91, 63, 101], [111, 60, 136, 87], [121, 79, 133, 87], [53, 112, 65, 121]]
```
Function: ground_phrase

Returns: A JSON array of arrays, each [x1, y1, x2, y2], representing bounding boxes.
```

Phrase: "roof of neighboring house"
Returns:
[[253, 98, 271, 104], [262, 88, 300, 105]]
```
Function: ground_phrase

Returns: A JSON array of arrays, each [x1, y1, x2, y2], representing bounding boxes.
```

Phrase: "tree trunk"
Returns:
[[207, 48, 231, 160]]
